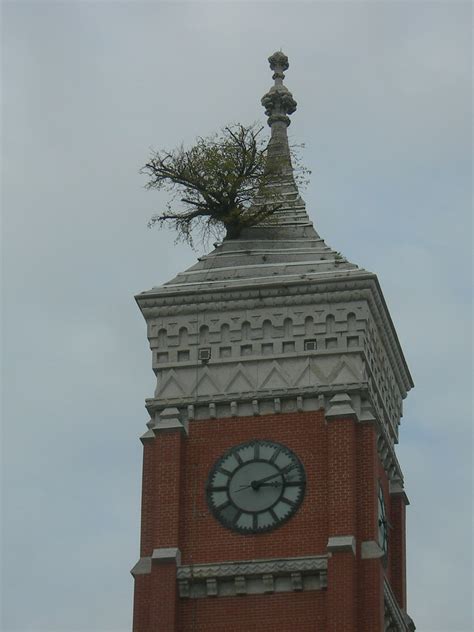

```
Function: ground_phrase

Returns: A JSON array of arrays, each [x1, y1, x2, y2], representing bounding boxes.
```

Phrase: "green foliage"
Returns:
[[142, 123, 307, 247]]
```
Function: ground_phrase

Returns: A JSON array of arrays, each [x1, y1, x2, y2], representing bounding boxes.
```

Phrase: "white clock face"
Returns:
[[206, 440, 306, 534]]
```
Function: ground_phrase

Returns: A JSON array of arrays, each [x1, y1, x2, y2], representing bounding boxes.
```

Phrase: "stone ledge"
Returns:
[[153, 407, 188, 435], [152, 547, 181, 565], [325, 392, 358, 420], [130, 557, 152, 577], [177, 555, 328, 599], [389, 479, 410, 505], [361, 540, 384, 559], [145, 386, 364, 421], [131, 547, 182, 576], [327, 535, 356, 556]]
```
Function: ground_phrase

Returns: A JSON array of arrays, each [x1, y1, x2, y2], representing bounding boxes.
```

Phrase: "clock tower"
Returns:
[[131, 52, 416, 632]]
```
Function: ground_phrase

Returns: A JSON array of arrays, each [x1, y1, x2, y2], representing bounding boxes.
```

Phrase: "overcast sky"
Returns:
[[2, 2, 472, 631]]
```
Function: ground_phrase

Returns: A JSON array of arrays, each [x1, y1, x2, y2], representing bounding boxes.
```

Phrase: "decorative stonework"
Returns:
[[261, 51, 297, 127], [137, 277, 412, 401], [384, 579, 415, 631], [153, 354, 365, 403], [177, 555, 328, 599]]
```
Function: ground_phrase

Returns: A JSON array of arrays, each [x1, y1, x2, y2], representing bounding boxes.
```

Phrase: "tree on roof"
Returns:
[[142, 123, 305, 247]]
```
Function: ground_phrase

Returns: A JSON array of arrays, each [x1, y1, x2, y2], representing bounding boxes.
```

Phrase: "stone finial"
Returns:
[[261, 51, 297, 127], [268, 51, 289, 79]]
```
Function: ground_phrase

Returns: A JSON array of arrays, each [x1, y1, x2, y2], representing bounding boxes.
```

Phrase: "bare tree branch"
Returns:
[[141, 122, 309, 247]]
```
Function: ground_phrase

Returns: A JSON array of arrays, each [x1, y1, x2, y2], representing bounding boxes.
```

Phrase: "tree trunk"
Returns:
[[224, 222, 242, 240]]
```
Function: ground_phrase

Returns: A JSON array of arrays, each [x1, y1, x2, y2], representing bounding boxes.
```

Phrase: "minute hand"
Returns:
[[252, 463, 298, 486]]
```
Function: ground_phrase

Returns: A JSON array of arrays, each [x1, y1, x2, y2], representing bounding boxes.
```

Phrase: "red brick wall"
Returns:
[[178, 591, 326, 632], [357, 424, 384, 631], [180, 411, 327, 564], [133, 410, 406, 631], [140, 432, 184, 556], [390, 489, 407, 609]]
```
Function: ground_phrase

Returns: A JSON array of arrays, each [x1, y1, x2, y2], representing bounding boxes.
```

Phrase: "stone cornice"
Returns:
[[177, 554, 327, 580], [137, 272, 373, 308], [136, 275, 413, 397], [145, 381, 367, 414]]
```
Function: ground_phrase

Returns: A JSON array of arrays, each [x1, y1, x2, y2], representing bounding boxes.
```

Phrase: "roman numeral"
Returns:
[[270, 447, 281, 463], [217, 467, 232, 476]]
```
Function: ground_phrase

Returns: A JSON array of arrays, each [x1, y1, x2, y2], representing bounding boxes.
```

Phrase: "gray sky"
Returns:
[[2, 1, 472, 630]]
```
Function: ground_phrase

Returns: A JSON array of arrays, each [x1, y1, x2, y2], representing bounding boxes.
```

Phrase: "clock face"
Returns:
[[377, 483, 388, 558], [206, 440, 306, 534]]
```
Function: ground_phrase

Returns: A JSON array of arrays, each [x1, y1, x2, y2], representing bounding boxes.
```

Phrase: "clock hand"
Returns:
[[236, 481, 282, 492], [252, 462, 298, 486], [236, 463, 298, 491]]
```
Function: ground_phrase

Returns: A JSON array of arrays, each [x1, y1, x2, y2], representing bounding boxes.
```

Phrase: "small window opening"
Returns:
[[198, 348, 211, 362]]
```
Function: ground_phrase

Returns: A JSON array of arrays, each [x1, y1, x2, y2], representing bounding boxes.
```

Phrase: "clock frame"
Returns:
[[206, 439, 306, 534], [377, 482, 388, 561]]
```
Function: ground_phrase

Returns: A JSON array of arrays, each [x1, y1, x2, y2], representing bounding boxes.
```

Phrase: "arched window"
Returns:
[[199, 325, 209, 345], [179, 327, 188, 346], [326, 314, 335, 334], [262, 319, 273, 338], [283, 317, 293, 337], [157, 328, 167, 347], [241, 321, 251, 341], [220, 323, 230, 343], [347, 312, 357, 332]]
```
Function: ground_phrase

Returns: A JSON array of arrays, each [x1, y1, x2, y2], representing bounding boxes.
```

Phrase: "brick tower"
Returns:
[[131, 52, 415, 632]]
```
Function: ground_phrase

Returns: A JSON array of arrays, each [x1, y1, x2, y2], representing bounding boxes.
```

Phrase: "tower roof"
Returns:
[[147, 51, 368, 295]]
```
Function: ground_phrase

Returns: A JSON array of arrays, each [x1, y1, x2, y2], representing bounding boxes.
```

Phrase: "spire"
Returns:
[[260, 52, 299, 192], [240, 50, 310, 235]]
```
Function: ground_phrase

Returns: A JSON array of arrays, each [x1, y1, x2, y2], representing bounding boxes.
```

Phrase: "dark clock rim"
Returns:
[[206, 439, 307, 535], [377, 481, 389, 564]]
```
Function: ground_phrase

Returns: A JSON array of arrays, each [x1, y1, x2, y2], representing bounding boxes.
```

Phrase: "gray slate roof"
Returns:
[[157, 207, 367, 294]]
